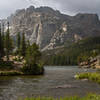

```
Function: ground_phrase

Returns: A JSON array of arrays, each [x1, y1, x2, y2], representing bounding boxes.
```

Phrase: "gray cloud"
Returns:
[[0, 0, 30, 19], [0, 0, 100, 19], [39, 0, 100, 16]]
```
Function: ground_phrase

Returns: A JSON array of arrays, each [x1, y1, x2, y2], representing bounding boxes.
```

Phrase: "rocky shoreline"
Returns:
[[79, 55, 100, 69]]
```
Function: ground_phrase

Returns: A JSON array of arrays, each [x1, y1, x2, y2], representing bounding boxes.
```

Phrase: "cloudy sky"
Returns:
[[0, 0, 100, 19]]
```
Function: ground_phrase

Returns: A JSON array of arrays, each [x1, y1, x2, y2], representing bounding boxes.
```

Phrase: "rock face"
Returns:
[[79, 56, 100, 69], [3, 6, 100, 50]]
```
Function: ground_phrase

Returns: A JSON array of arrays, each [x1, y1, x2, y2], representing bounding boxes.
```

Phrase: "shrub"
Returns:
[[0, 61, 14, 70], [21, 63, 44, 75]]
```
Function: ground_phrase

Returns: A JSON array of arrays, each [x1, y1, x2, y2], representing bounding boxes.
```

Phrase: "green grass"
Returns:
[[76, 72, 100, 84], [19, 94, 100, 100], [0, 71, 23, 76]]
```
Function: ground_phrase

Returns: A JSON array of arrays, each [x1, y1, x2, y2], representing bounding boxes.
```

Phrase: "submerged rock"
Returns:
[[54, 84, 78, 89]]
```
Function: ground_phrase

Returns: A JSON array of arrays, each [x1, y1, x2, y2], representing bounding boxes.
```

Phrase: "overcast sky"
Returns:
[[0, 0, 100, 19]]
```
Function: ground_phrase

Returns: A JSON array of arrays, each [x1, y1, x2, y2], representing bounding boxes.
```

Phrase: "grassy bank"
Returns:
[[0, 71, 23, 76], [19, 94, 100, 100], [76, 72, 100, 84]]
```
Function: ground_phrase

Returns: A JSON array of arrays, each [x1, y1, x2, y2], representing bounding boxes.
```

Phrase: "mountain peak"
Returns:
[[26, 5, 35, 11], [3, 6, 100, 50]]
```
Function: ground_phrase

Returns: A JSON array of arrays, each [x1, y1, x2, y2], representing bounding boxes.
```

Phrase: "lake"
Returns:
[[0, 66, 100, 100]]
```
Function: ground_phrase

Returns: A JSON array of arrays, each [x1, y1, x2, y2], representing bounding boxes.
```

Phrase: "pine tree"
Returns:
[[27, 40, 30, 48], [21, 33, 26, 57], [1, 23, 5, 57], [0, 23, 2, 59], [5, 22, 10, 61], [26, 43, 41, 65], [17, 32, 21, 54]]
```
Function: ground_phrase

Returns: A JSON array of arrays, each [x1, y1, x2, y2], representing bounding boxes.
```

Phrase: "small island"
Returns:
[[0, 22, 44, 76]]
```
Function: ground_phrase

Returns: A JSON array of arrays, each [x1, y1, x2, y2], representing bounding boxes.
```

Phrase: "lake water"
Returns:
[[0, 66, 100, 100]]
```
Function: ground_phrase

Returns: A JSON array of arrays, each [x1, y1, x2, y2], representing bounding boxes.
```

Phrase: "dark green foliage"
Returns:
[[0, 61, 14, 70], [17, 32, 21, 54], [1, 23, 5, 57], [0, 23, 2, 59], [20, 33, 26, 57], [25, 43, 41, 65], [21, 43, 44, 75], [5, 22, 14, 60], [21, 63, 44, 75], [48, 55, 75, 66], [0, 23, 5, 59], [5, 22, 10, 60], [0, 22, 14, 70], [26, 40, 30, 48], [43, 36, 100, 65]]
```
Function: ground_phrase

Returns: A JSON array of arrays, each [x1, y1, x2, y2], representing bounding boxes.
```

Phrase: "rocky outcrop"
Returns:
[[3, 6, 100, 50], [79, 56, 100, 69]]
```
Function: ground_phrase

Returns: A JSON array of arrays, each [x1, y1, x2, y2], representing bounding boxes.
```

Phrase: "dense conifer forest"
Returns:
[[43, 37, 100, 65]]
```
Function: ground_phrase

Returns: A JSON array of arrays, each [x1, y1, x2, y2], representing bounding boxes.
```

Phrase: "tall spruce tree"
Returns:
[[1, 23, 5, 57], [17, 32, 21, 54], [21, 33, 26, 57], [5, 22, 10, 61], [0, 23, 2, 59], [27, 40, 30, 48]]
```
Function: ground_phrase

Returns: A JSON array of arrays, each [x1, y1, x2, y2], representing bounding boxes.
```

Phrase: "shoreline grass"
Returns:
[[0, 70, 44, 76], [0, 71, 23, 76], [76, 72, 100, 84], [19, 94, 100, 100]]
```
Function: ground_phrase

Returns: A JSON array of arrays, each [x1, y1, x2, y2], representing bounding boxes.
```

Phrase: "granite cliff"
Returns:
[[3, 6, 100, 50]]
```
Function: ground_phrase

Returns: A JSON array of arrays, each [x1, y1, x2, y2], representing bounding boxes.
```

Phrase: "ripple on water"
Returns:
[[0, 66, 99, 100]]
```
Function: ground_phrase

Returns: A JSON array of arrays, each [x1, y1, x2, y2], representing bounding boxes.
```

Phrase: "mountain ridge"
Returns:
[[1, 6, 100, 50]]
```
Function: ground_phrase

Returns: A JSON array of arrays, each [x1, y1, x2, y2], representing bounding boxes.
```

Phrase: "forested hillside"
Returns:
[[43, 36, 100, 65]]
